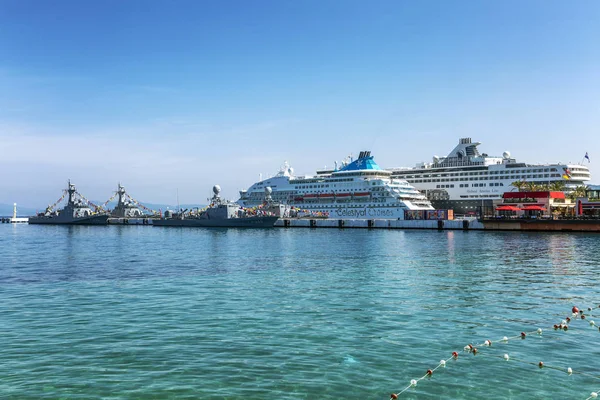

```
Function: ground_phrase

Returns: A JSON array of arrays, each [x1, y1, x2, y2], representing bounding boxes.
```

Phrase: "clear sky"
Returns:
[[1, 0, 598, 207]]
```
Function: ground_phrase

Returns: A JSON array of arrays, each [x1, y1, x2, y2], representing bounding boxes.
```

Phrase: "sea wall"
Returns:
[[108, 218, 154, 225], [482, 219, 600, 232], [276, 218, 484, 230]]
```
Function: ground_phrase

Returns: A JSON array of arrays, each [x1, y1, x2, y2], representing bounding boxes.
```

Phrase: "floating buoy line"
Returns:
[[390, 305, 600, 399]]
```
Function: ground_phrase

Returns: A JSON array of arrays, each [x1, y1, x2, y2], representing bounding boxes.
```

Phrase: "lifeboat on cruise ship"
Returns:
[[353, 192, 371, 198], [335, 193, 352, 201], [294, 196, 304, 202], [319, 193, 335, 200], [304, 194, 319, 201]]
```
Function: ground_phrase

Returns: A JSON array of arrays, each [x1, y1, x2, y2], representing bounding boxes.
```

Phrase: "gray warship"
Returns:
[[153, 185, 279, 228], [28, 181, 109, 225], [110, 183, 153, 218]]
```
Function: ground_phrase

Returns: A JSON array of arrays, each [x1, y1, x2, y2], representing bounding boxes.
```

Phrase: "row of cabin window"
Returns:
[[410, 174, 561, 183], [401, 168, 560, 178]]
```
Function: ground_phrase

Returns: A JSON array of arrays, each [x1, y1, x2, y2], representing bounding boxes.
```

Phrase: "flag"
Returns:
[[585, 152, 590, 162], [562, 167, 571, 180]]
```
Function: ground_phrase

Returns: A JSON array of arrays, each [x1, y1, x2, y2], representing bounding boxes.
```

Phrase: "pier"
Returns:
[[275, 218, 484, 230], [480, 217, 600, 232], [1, 203, 29, 224], [108, 217, 153, 225]]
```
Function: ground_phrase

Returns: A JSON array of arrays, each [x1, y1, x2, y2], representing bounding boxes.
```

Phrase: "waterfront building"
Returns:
[[493, 191, 573, 218]]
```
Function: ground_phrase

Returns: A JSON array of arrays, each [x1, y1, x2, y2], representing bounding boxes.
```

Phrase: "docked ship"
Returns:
[[154, 185, 279, 228], [110, 184, 152, 218], [388, 138, 591, 214], [237, 151, 434, 219], [29, 181, 109, 225]]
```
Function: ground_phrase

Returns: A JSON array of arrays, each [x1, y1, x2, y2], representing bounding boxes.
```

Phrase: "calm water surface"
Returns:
[[1, 224, 599, 399]]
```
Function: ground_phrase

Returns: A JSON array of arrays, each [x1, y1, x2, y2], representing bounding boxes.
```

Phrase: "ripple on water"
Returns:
[[1, 225, 599, 399]]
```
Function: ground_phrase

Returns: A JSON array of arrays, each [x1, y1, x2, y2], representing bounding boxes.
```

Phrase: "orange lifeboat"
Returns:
[[335, 193, 351, 201]]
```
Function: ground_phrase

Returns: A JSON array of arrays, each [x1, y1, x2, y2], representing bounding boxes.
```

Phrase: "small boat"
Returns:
[[335, 193, 352, 201], [353, 192, 371, 198]]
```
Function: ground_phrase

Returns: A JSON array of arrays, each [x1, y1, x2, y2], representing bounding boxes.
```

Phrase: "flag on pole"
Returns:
[[562, 167, 572, 180], [585, 152, 590, 162]]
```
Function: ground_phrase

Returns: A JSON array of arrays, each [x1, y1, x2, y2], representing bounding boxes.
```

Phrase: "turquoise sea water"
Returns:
[[1, 224, 599, 399]]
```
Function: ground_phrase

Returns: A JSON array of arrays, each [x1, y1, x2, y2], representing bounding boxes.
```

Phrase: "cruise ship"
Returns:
[[237, 151, 434, 219], [388, 138, 591, 214]]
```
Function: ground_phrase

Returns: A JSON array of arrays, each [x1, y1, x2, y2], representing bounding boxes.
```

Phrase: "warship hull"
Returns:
[[153, 216, 278, 228], [28, 214, 109, 225]]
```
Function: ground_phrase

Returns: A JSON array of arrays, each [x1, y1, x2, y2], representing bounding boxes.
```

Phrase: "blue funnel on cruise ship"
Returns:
[[338, 151, 382, 172]]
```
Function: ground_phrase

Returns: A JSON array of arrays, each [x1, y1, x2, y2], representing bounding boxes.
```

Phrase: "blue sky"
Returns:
[[1, 0, 599, 207]]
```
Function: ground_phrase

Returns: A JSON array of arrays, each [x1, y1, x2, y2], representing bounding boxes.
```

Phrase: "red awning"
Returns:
[[522, 205, 546, 211], [503, 191, 565, 199], [496, 206, 520, 211]]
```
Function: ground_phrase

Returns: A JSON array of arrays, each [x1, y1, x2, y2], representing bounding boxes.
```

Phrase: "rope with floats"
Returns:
[[389, 305, 600, 400]]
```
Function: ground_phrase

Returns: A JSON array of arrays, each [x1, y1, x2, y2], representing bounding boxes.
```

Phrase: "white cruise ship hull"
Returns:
[[238, 151, 435, 220]]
